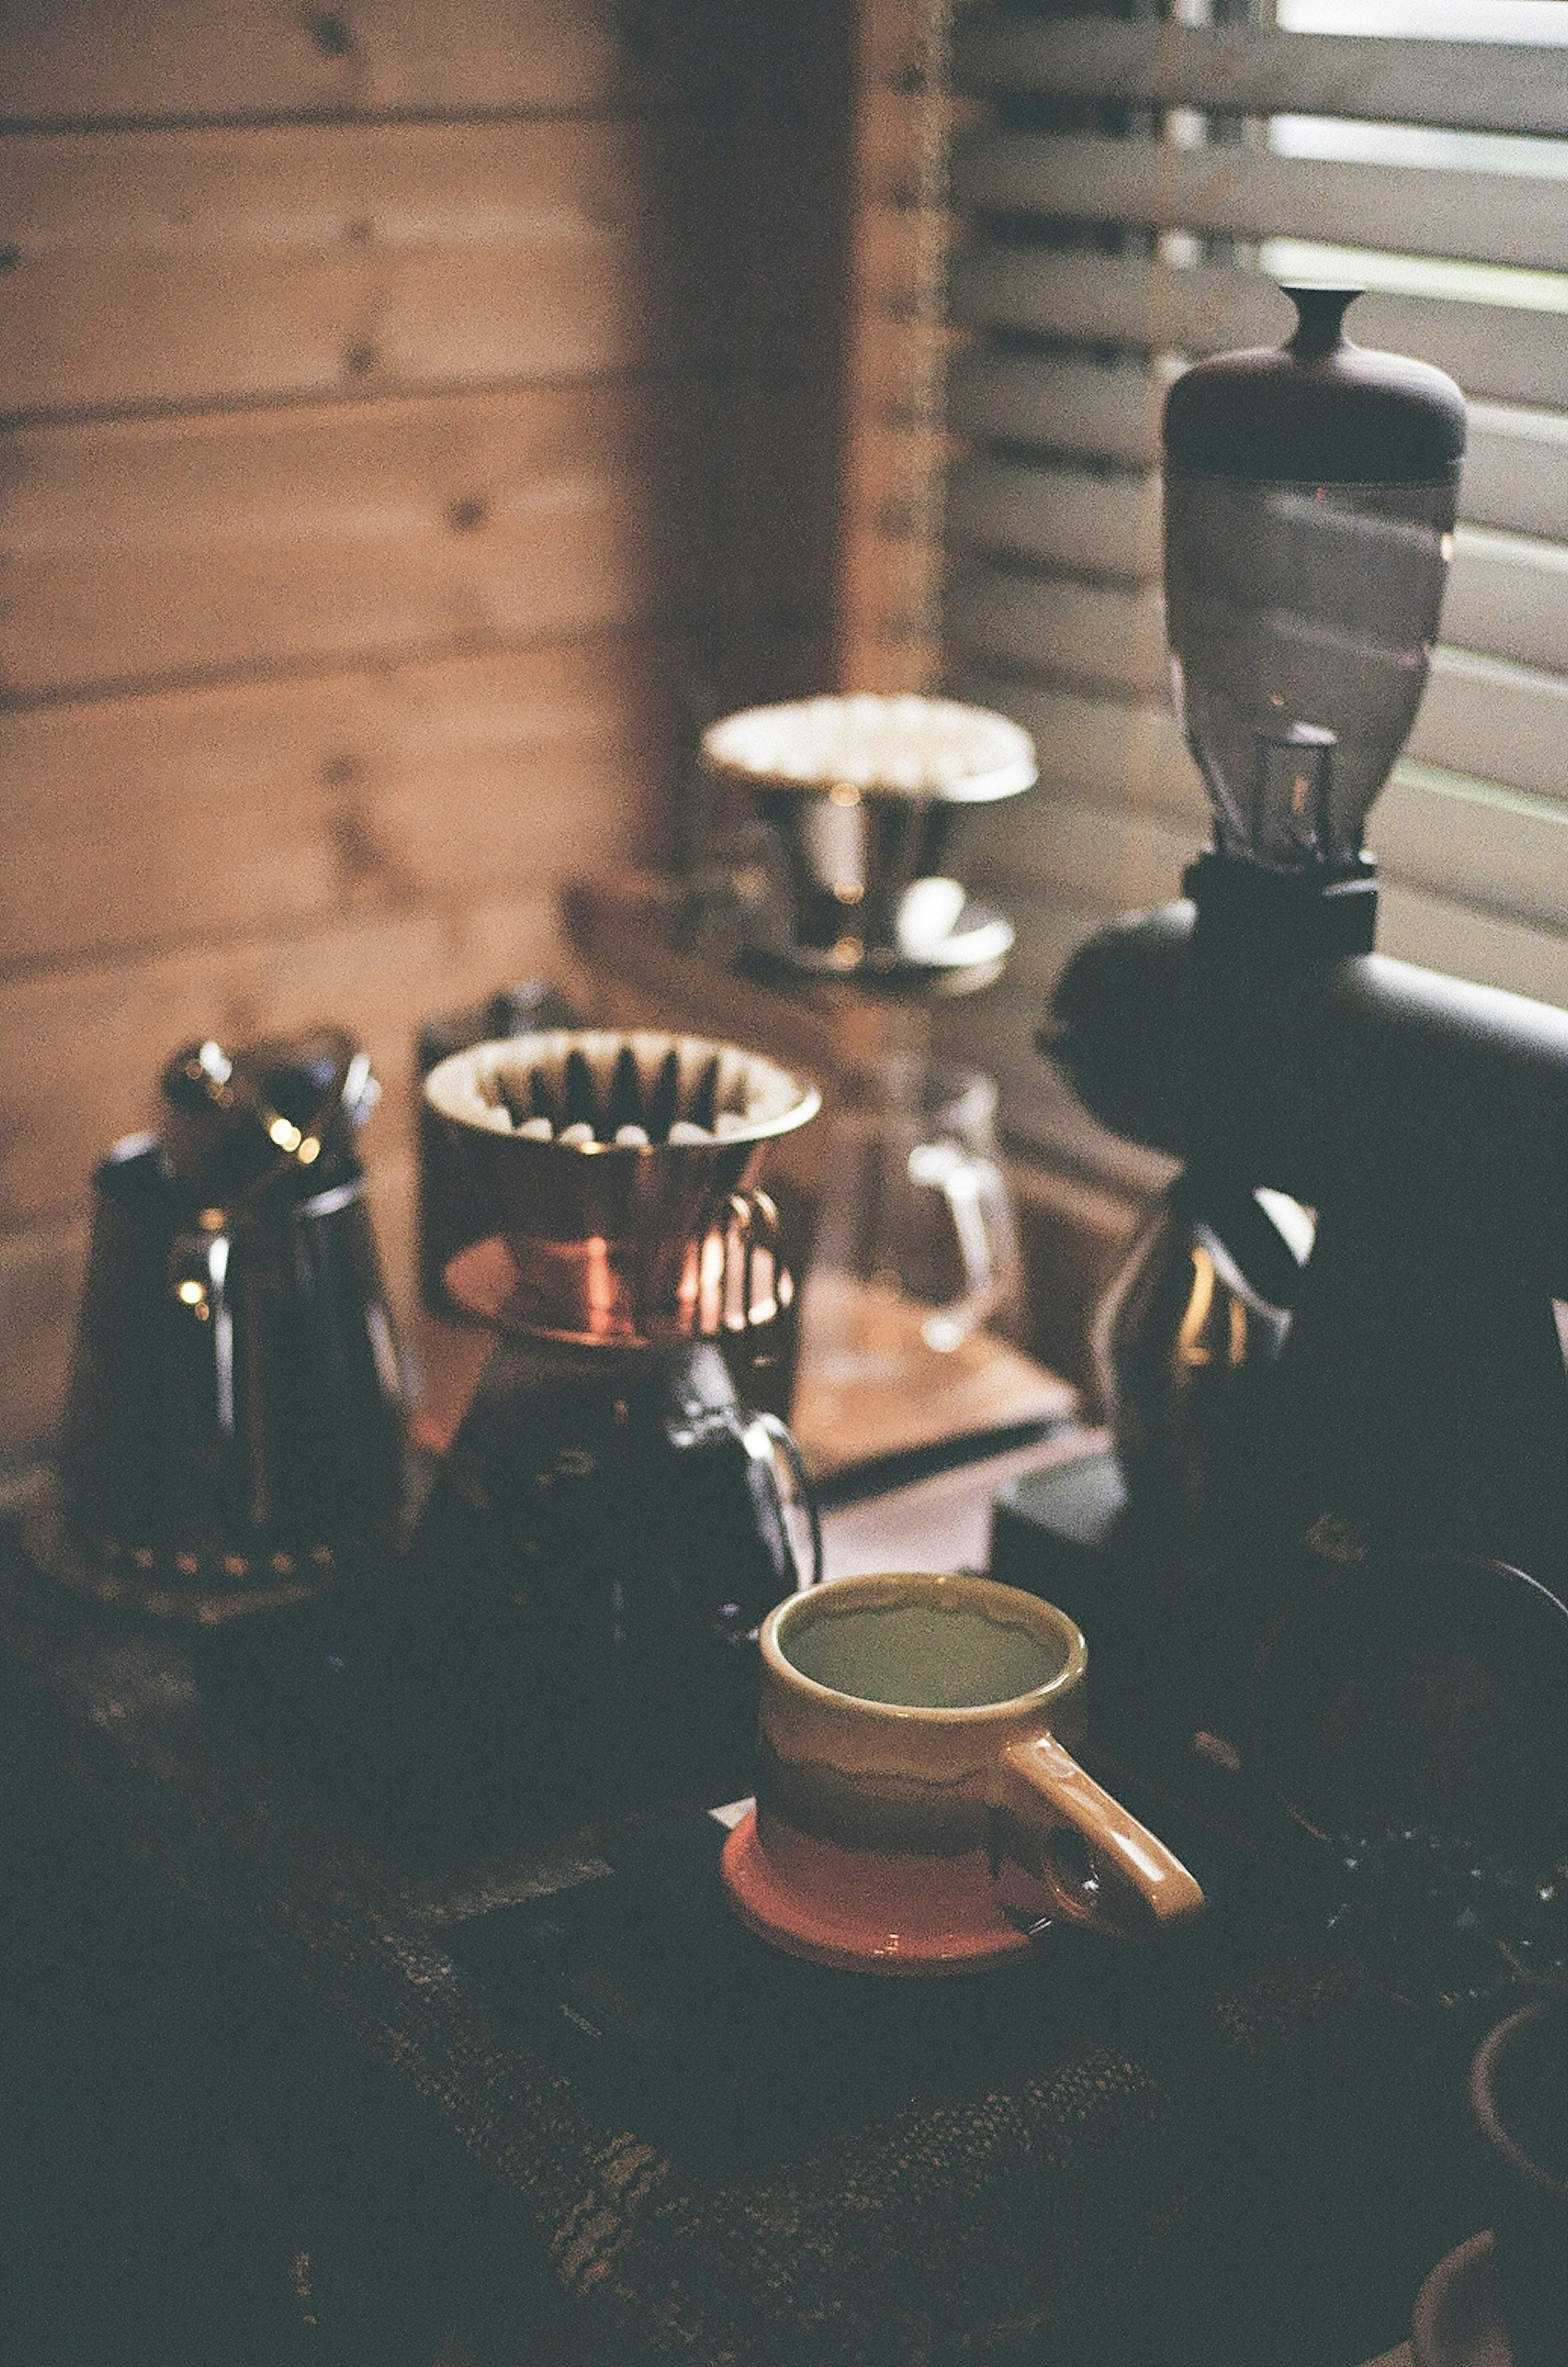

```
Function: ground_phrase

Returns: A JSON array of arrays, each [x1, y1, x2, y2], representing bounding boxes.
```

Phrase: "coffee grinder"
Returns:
[[993, 287, 1568, 1761], [396, 1028, 822, 1827]]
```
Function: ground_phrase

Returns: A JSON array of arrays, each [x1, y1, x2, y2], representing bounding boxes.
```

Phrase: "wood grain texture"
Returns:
[[0, 637, 670, 970], [0, 887, 589, 1235], [0, 118, 700, 414], [0, 111, 838, 420], [0, 0, 854, 1462], [0, 0, 849, 131], [0, 0, 646, 126], [836, 0, 938, 694], [0, 381, 821, 696]]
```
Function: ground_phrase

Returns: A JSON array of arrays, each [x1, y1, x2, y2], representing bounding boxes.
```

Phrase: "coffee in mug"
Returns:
[[721, 1569, 1203, 1972]]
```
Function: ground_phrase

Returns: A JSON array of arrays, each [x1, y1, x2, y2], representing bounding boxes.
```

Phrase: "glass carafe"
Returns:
[[797, 1056, 1023, 1417]]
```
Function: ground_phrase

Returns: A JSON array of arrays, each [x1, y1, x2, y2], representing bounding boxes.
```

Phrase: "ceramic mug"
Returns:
[[720, 1569, 1204, 1973]]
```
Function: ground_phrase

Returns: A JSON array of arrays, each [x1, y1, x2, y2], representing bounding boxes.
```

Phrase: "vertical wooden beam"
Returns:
[[836, 0, 956, 695]]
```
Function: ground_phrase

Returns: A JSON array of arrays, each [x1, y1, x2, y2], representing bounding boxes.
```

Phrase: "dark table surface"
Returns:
[[0, 1458, 1525, 2367]]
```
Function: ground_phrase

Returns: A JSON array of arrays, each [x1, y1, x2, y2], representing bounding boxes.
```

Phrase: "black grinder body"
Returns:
[[1031, 894, 1568, 1743]]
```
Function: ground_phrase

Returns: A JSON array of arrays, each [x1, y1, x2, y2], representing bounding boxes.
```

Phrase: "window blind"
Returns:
[[928, 0, 1568, 1168]]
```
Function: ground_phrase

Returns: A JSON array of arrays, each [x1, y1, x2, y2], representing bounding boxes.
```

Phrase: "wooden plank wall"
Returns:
[[0, 0, 853, 1458]]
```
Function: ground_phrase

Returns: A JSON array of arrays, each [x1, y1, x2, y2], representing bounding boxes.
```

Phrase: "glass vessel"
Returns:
[[1163, 284, 1464, 877]]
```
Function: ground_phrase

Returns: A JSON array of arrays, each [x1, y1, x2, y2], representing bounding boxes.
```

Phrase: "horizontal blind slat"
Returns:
[[952, 653, 1568, 849], [949, 670, 1203, 820], [947, 470, 1568, 679], [1378, 878, 1568, 1009], [950, 555, 1568, 805], [950, 249, 1568, 411], [1408, 646, 1568, 805], [1444, 524, 1568, 675], [955, 781, 1568, 1013], [955, 21, 1568, 140], [950, 358, 1568, 546], [942, 22, 1568, 1045], [958, 781, 1197, 913], [947, 456, 1160, 579], [946, 664, 1568, 935], [947, 567, 1167, 695], [1375, 765, 1568, 934], [953, 131, 1568, 276], [1465, 403, 1568, 541], [948, 350, 1163, 467]]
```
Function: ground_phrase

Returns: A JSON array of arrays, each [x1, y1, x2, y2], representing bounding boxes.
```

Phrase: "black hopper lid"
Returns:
[[1163, 285, 1466, 485]]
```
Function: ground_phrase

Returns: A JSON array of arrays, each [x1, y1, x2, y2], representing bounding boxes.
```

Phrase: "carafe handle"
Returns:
[[906, 1142, 1020, 1353], [743, 1409, 823, 1590], [722, 1187, 782, 1328]]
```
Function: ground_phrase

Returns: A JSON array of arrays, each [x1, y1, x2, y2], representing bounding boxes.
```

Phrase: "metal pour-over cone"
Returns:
[[700, 694, 1036, 977], [425, 1029, 820, 1346]]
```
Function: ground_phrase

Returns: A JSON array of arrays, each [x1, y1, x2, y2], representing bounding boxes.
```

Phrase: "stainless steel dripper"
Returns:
[[699, 693, 1036, 980]]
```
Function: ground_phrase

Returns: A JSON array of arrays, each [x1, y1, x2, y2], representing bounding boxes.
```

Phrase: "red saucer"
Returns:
[[719, 1809, 1034, 1976]]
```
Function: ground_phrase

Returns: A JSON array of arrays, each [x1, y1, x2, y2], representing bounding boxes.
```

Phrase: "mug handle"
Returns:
[[743, 1409, 823, 1590], [995, 1730, 1205, 1941]]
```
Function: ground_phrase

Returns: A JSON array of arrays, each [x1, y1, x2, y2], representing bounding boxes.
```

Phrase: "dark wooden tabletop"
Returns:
[[0, 1466, 1510, 2367]]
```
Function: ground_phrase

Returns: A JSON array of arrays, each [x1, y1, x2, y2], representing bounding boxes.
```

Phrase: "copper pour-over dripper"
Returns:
[[424, 1030, 821, 1348]]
